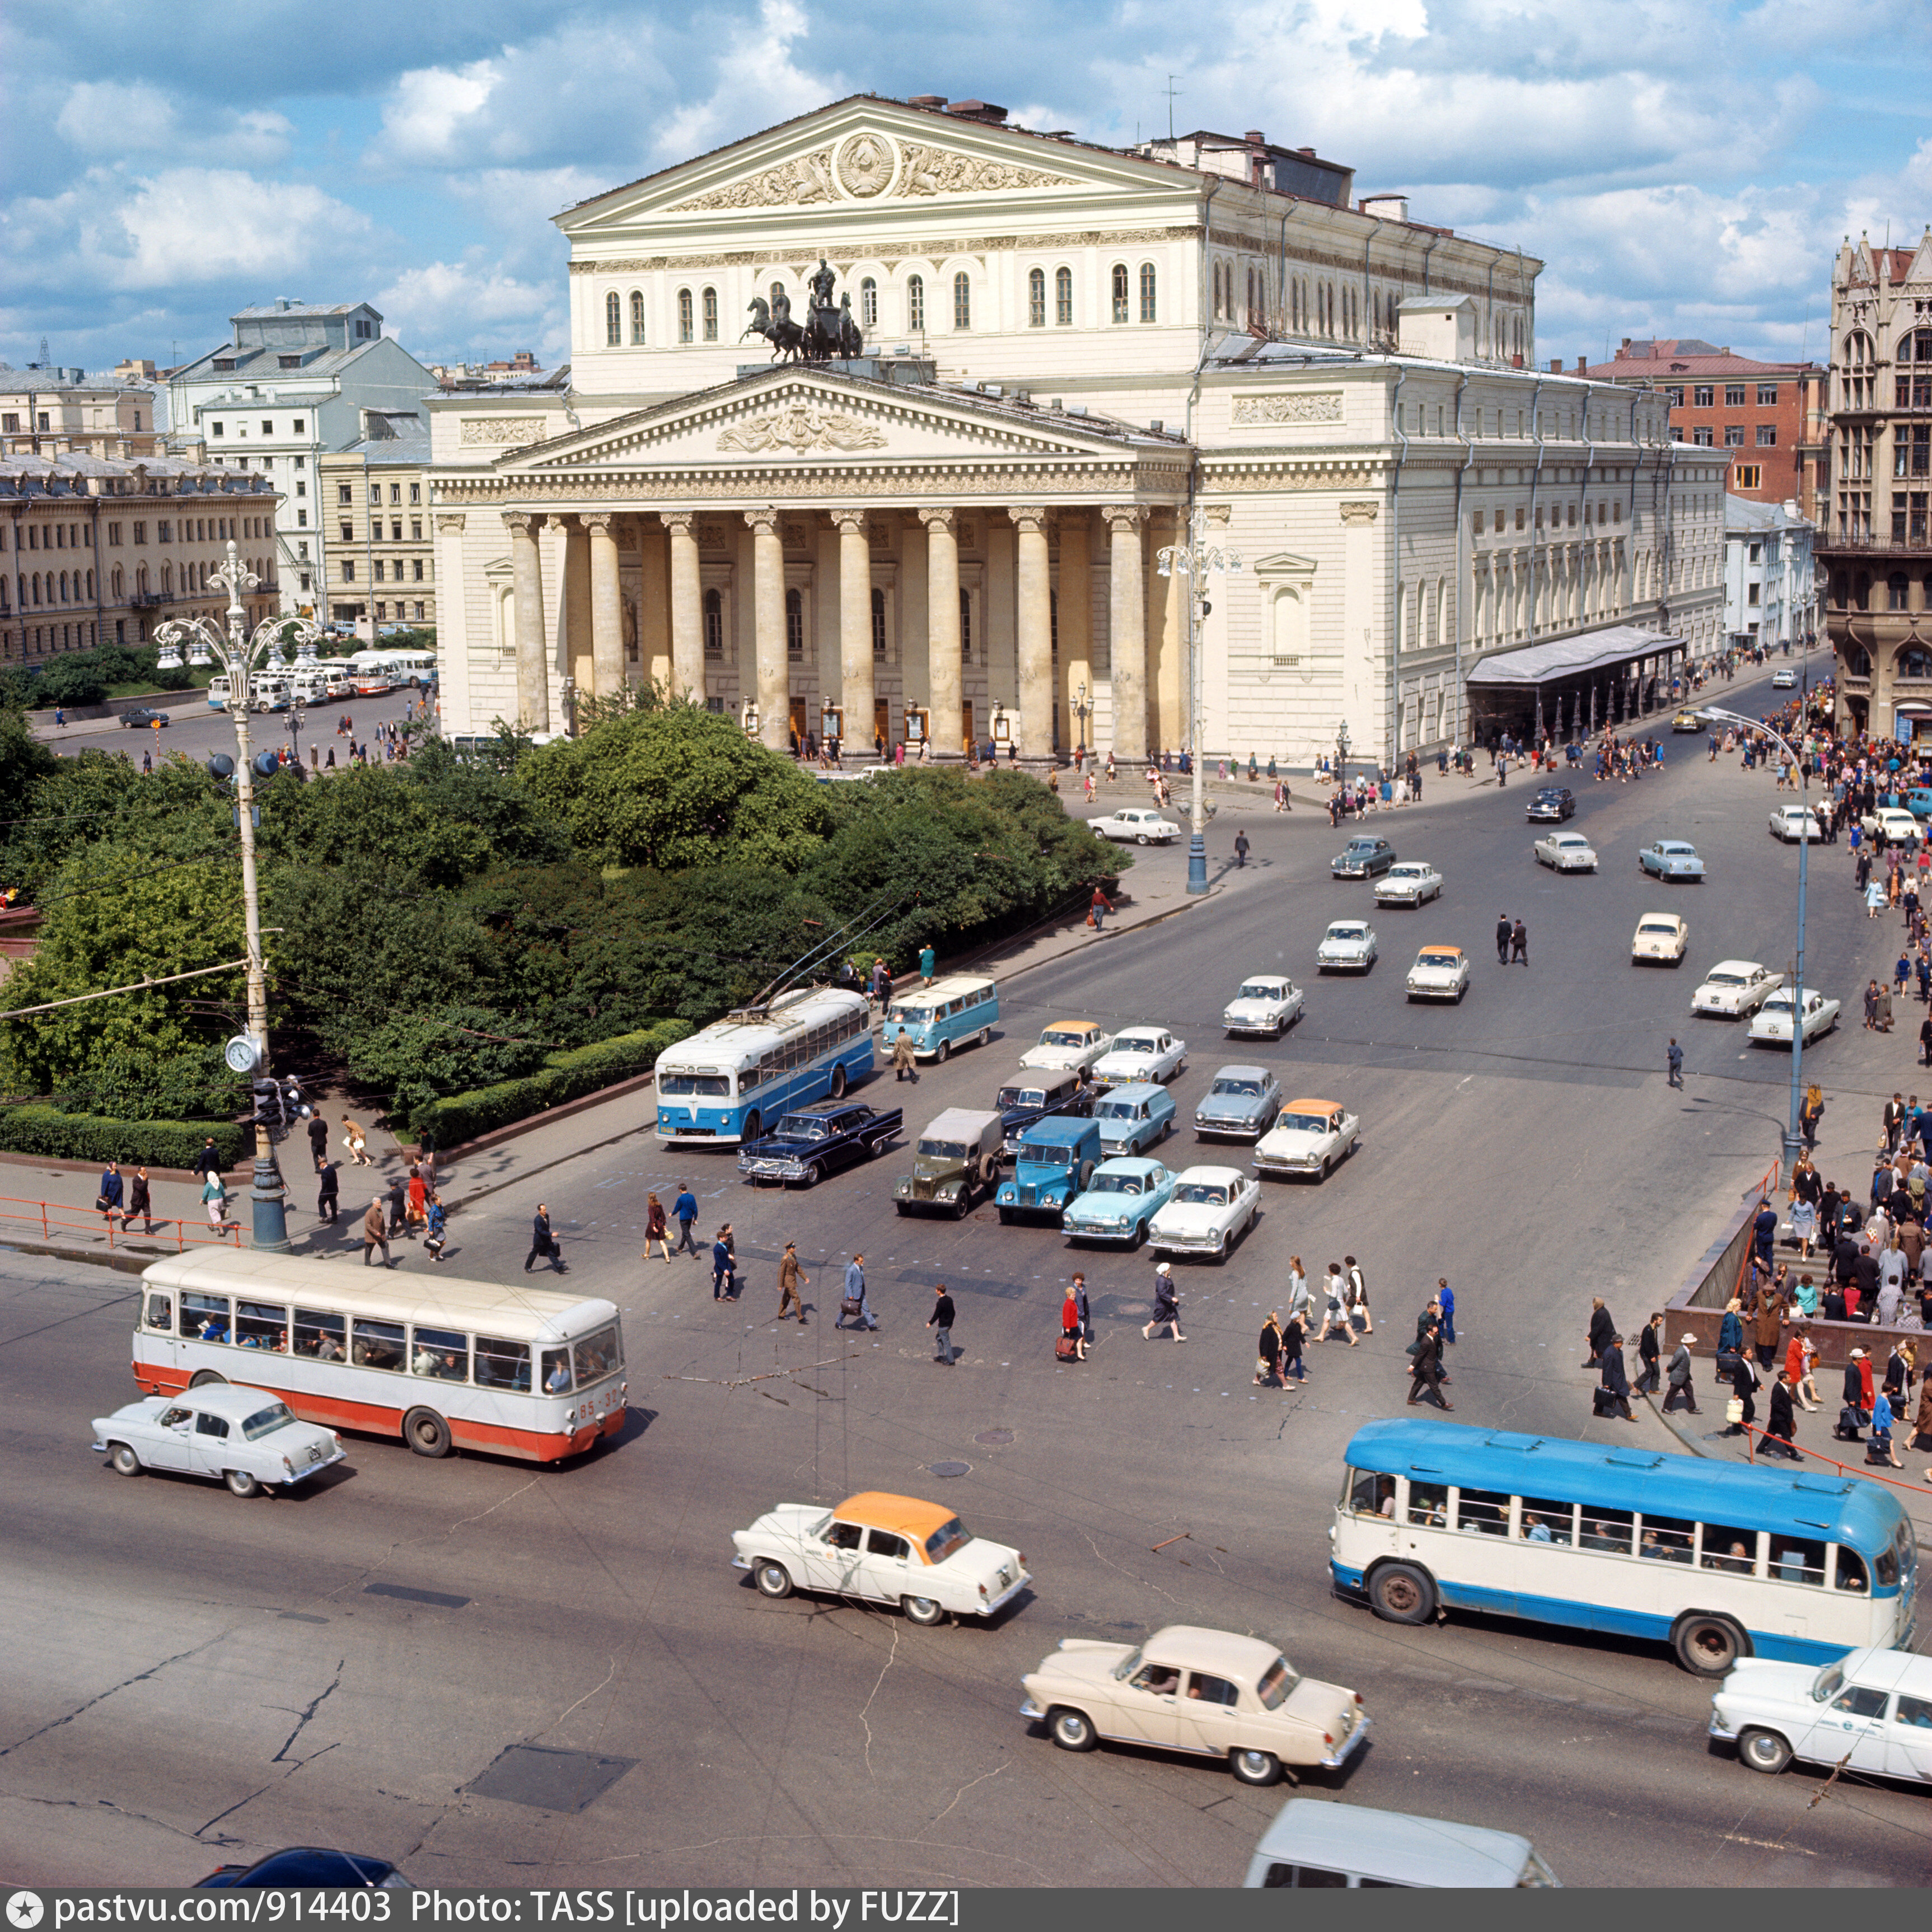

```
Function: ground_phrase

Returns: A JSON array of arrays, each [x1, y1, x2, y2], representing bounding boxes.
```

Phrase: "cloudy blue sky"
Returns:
[[4, 0, 1928, 378]]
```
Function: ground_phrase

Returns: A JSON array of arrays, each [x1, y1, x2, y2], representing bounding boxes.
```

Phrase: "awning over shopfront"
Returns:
[[1464, 624, 1689, 742]]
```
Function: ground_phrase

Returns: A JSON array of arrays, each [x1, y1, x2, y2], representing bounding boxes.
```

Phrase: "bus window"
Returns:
[[1580, 1509, 1634, 1555], [476, 1335, 531, 1391], [1638, 1516, 1694, 1563], [295, 1307, 346, 1360], [236, 1300, 288, 1351], [1770, 1536, 1826, 1585], [1456, 1487, 1509, 1536], [183, 1292, 231, 1342], [1699, 1526, 1761, 1574], [1833, 1549, 1869, 1593], [1875, 1538, 1900, 1590], [411, 1326, 469, 1381], [352, 1317, 406, 1372], [659, 1071, 731, 1096], [573, 1324, 621, 1385], [1407, 1481, 1448, 1528], [1518, 1500, 1576, 1546], [541, 1348, 572, 1394], [1345, 1470, 1395, 1517], [144, 1293, 173, 1332]]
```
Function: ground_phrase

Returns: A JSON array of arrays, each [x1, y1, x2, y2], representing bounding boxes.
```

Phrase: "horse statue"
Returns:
[[743, 294, 803, 362]]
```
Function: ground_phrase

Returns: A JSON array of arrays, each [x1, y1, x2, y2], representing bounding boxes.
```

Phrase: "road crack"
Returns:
[[0, 1636, 223, 1760], [927, 1762, 1004, 1830], [856, 1623, 900, 1777], [269, 1662, 345, 1762]]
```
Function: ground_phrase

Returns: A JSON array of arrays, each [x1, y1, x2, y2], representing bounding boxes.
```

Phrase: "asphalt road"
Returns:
[[38, 686, 427, 770], [8, 661, 1932, 1888]]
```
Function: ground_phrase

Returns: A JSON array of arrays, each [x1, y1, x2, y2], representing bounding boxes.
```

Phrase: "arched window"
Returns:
[[57, 570, 68, 602], [785, 587, 804, 658], [629, 291, 645, 344], [871, 586, 886, 657], [134, 566, 147, 596], [953, 271, 971, 330], [605, 292, 621, 345], [678, 289, 694, 344], [1211, 263, 1223, 320], [1899, 647, 1932, 680], [1028, 268, 1046, 329], [702, 587, 723, 657], [160, 563, 171, 595], [703, 287, 718, 342], [111, 566, 122, 597], [907, 274, 925, 332], [1055, 266, 1073, 326], [86, 569, 93, 598], [960, 586, 972, 663], [1246, 266, 1256, 325], [1139, 262, 1157, 324], [1111, 263, 1129, 325], [860, 277, 877, 329]]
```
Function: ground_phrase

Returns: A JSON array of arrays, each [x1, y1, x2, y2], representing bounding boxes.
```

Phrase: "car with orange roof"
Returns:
[[1252, 1097, 1360, 1182]]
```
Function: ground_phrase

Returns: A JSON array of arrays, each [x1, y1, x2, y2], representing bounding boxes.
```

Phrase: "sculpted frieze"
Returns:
[[1231, 394, 1344, 425], [460, 418, 546, 445], [896, 142, 1074, 197], [672, 148, 839, 212], [717, 404, 889, 453]]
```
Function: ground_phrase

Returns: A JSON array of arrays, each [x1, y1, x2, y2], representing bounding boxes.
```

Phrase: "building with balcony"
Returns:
[[317, 411, 436, 637], [1723, 495, 1816, 653], [1818, 230, 1932, 737]]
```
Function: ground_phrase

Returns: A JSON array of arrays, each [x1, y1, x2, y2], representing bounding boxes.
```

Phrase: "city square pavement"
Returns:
[[7, 656, 1931, 1887]]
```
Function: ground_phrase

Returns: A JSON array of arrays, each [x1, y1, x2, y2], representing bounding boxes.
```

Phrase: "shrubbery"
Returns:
[[0, 1105, 246, 1170]]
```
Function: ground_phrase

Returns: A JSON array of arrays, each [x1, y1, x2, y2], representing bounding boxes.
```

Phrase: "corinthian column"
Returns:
[[504, 510, 548, 731], [662, 512, 703, 702], [584, 512, 623, 698], [1009, 506, 1052, 768], [1103, 505, 1149, 763], [833, 509, 872, 756], [746, 506, 789, 752], [920, 507, 962, 759]]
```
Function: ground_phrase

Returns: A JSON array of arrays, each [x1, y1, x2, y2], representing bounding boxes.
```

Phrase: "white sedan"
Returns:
[[1373, 862, 1443, 907], [1316, 920, 1378, 972], [1748, 986, 1840, 1046], [1405, 944, 1471, 1003], [91, 1386, 346, 1498], [1018, 1019, 1114, 1073], [1533, 831, 1598, 872], [1768, 804, 1823, 843], [1093, 1026, 1186, 1085], [1632, 913, 1690, 965], [732, 1491, 1029, 1626], [1089, 808, 1181, 844], [1711, 1648, 1932, 1784], [1147, 1166, 1261, 1259], [1222, 975, 1304, 1038], [1253, 1098, 1360, 1182], [1692, 960, 1781, 1018]]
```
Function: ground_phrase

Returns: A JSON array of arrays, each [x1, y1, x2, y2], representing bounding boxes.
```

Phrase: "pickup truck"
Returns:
[[995, 1117, 1103, 1225], [892, 1108, 1005, 1218], [738, 1101, 902, 1187]]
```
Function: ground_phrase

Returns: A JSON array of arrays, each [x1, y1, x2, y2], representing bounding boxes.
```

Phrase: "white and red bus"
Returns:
[[131, 1249, 626, 1463]]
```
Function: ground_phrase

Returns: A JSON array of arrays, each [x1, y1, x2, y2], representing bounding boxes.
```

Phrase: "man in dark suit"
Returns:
[[1583, 1296, 1616, 1368], [525, 1203, 564, 1274], [1598, 1334, 1635, 1422], [1495, 913, 1511, 964], [1762, 1370, 1803, 1459], [1406, 1310, 1452, 1410]]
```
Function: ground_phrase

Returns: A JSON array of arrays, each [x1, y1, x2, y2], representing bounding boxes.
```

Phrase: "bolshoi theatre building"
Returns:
[[428, 94, 1726, 766]]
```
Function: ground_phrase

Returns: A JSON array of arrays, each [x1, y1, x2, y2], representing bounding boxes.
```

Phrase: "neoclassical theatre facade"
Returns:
[[430, 95, 1725, 763]]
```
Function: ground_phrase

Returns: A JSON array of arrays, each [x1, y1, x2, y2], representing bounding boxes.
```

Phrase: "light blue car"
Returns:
[[1060, 1157, 1177, 1247], [1090, 1080, 1176, 1157], [1638, 838, 1705, 882]]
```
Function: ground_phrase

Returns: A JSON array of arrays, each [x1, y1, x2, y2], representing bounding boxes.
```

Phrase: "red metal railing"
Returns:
[[0, 1195, 243, 1252], [1739, 1417, 1928, 1500]]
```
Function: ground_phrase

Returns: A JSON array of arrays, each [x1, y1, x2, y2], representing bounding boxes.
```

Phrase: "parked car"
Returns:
[[1222, 974, 1304, 1037], [1748, 986, 1841, 1046], [1525, 787, 1575, 823], [121, 706, 171, 729], [1404, 944, 1470, 1003], [734, 1490, 1029, 1626], [1089, 1080, 1176, 1157], [1709, 1646, 1932, 1784], [1632, 913, 1691, 965], [1316, 919, 1378, 973], [1254, 1098, 1360, 1182], [1638, 839, 1706, 881], [995, 1069, 1096, 1156], [1671, 709, 1706, 733], [738, 1101, 901, 1187], [1061, 1157, 1178, 1247], [91, 1386, 345, 1498], [1147, 1164, 1261, 1259], [1771, 667, 1797, 689], [891, 1107, 1004, 1218], [198, 1850, 410, 1888], [1020, 1625, 1367, 1786], [1194, 1065, 1283, 1140], [1903, 787, 1932, 820], [1018, 1019, 1114, 1074], [1374, 861, 1443, 907], [1243, 1802, 1559, 1889], [1331, 836, 1396, 878], [997, 1116, 1105, 1224], [1093, 1025, 1186, 1086], [1089, 807, 1181, 844], [1532, 830, 1598, 872], [1768, 804, 1823, 843], [1691, 960, 1781, 1018]]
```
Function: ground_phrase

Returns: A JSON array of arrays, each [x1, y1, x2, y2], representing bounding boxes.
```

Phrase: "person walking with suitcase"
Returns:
[[526, 1204, 565, 1274]]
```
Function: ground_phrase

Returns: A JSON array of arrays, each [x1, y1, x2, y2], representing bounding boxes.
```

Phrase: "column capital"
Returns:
[[1007, 506, 1050, 534], [434, 513, 466, 535], [744, 506, 782, 535], [830, 508, 869, 535], [1101, 504, 1149, 533], [1339, 500, 1381, 527], [582, 511, 615, 536], [542, 512, 573, 533], [660, 510, 699, 536], [918, 506, 958, 534], [503, 510, 536, 535]]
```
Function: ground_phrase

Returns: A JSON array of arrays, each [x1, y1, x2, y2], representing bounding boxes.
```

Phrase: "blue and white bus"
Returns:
[[1332, 1419, 1916, 1676], [653, 986, 873, 1145]]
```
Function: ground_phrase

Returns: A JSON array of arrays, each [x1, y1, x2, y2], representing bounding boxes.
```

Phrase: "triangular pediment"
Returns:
[[1905, 228, 1932, 288], [1253, 551, 1319, 577]]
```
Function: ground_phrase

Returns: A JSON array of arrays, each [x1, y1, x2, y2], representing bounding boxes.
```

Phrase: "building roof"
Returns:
[[232, 302, 377, 320], [1465, 625, 1687, 687], [0, 451, 277, 497], [335, 414, 430, 464], [1725, 494, 1810, 534], [1579, 343, 1818, 383], [175, 337, 389, 387]]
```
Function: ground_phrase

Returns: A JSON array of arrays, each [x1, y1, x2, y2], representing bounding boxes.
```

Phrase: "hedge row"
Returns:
[[407, 1019, 694, 1148], [0, 1106, 248, 1171]]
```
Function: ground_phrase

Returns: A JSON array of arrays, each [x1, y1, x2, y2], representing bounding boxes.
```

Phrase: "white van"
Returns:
[[1243, 1800, 1560, 1888]]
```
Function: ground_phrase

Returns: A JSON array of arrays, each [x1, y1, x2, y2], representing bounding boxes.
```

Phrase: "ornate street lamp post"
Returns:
[[1157, 508, 1243, 895], [155, 541, 320, 1252], [1073, 680, 1091, 764]]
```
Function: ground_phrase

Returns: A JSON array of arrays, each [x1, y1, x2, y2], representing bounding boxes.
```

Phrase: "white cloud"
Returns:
[[379, 58, 504, 167], [654, 0, 845, 167], [375, 259, 565, 360], [53, 81, 293, 165]]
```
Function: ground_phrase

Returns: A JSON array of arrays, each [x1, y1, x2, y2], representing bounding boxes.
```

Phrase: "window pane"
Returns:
[[1580, 1508, 1634, 1555], [1112, 263, 1129, 325], [542, 1347, 573, 1393], [411, 1326, 469, 1381], [908, 275, 924, 331], [1517, 1499, 1575, 1545], [183, 1292, 232, 1341], [1456, 1487, 1509, 1535], [953, 272, 970, 330], [294, 1307, 345, 1359], [1293, 1866, 1349, 1889], [235, 1300, 288, 1351], [1406, 1480, 1447, 1527], [475, 1335, 531, 1390], [1896, 1695, 1932, 1729], [1028, 268, 1045, 329], [1056, 266, 1073, 326], [352, 1317, 406, 1372], [1833, 1685, 1888, 1719], [1187, 1672, 1239, 1707], [1140, 262, 1157, 323], [605, 292, 620, 345], [145, 1293, 174, 1331], [1699, 1525, 1759, 1573], [1639, 1515, 1694, 1563], [866, 1528, 907, 1557], [1833, 1547, 1870, 1592]]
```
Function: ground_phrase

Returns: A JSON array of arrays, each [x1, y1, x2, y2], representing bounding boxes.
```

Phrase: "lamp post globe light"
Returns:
[[1073, 680, 1091, 763], [1156, 508, 1243, 896], [154, 540, 321, 1253]]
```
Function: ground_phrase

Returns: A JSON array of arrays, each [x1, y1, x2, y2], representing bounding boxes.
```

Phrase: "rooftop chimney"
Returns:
[[1245, 130, 1266, 185], [1549, 358, 1562, 373], [907, 94, 946, 109], [1297, 146, 1316, 157], [1620, 336, 1632, 350], [945, 100, 1008, 123], [1575, 356, 1587, 372]]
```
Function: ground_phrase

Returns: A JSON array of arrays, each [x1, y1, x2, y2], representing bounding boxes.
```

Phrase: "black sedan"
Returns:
[[1525, 787, 1575, 823], [199, 1848, 409, 1887], [121, 705, 171, 728]]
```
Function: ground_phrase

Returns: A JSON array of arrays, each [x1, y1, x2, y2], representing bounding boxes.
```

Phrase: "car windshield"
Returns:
[[1256, 1656, 1301, 1710], [776, 1116, 829, 1139], [1662, 844, 1693, 856], [997, 1087, 1047, 1109], [1175, 1182, 1228, 1205], [1040, 1030, 1089, 1047], [1811, 1661, 1845, 1703], [1388, 866, 1425, 878], [1555, 836, 1586, 847], [885, 1004, 927, 1023], [917, 1138, 970, 1159], [1640, 922, 1678, 935], [924, 1517, 971, 1562], [1705, 972, 1745, 986], [1327, 926, 1367, 941], [1212, 1078, 1264, 1097], [1279, 1113, 1327, 1134], [659, 1070, 730, 1096], [240, 1402, 296, 1440], [1346, 841, 1377, 853], [1761, 997, 1792, 1014], [1114, 1036, 1158, 1054], [1111, 1646, 1145, 1682], [1094, 1100, 1136, 1120], [1237, 983, 1280, 1000], [1021, 1144, 1078, 1166], [1087, 1173, 1143, 1195]]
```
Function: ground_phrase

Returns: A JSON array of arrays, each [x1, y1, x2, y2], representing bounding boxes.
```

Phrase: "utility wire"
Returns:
[[0, 956, 250, 1019]]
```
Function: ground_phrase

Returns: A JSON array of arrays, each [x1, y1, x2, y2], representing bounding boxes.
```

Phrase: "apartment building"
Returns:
[[1723, 495, 1817, 652], [317, 413, 436, 636]]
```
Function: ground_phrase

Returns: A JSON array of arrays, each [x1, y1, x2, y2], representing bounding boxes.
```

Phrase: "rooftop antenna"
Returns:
[[1164, 74, 1181, 143]]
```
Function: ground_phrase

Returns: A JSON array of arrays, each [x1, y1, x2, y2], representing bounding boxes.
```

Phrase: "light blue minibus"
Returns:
[[881, 975, 998, 1063]]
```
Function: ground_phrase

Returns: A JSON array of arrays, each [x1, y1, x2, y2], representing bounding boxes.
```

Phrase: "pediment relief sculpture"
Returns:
[[668, 135, 1075, 213], [717, 403, 889, 454]]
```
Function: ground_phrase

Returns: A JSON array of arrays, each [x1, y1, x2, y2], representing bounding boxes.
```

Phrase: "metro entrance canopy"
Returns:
[[1464, 624, 1689, 743]]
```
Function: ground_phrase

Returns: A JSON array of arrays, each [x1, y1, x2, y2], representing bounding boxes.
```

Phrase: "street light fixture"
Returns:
[[1073, 680, 1091, 764], [1156, 508, 1244, 896], [153, 541, 320, 1253], [1335, 718, 1353, 783]]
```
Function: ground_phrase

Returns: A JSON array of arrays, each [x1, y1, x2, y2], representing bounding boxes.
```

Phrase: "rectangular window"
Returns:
[[261, 419, 274, 436], [1517, 1499, 1577, 1546], [414, 601, 425, 619], [1665, 386, 1683, 408], [410, 520, 422, 541], [1757, 384, 1778, 406], [1454, 1487, 1509, 1536], [351, 1318, 406, 1372], [409, 483, 420, 504], [1638, 1514, 1695, 1564], [1724, 425, 1746, 447], [1580, 1508, 1634, 1555], [157, 521, 171, 542], [132, 523, 145, 544], [341, 560, 355, 582], [296, 509, 307, 527], [391, 520, 402, 541], [183, 1292, 232, 1341], [411, 1326, 469, 1381], [413, 559, 424, 581], [1733, 465, 1761, 490], [1755, 424, 1776, 446], [573, 1323, 621, 1384], [1693, 427, 1714, 447], [1724, 385, 1746, 408], [1699, 1526, 1761, 1574], [373, 560, 385, 582], [212, 422, 224, 437], [1693, 385, 1714, 408], [338, 484, 353, 506], [235, 1300, 287, 1350], [369, 485, 381, 504], [340, 522, 353, 542]]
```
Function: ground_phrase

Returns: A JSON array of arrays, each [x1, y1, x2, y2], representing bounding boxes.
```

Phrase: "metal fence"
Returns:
[[0, 1195, 243, 1252]]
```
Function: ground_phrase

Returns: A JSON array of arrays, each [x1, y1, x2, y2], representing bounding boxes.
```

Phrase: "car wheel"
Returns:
[[1049, 1707, 1099, 1753], [829, 1064, 848, 1100], [979, 1027, 991, 1049], [935, 1037, 950, 1063], [1320, 1154, 1333, 1180], [1136, 832, 1150, 845], [953, 1190, 970, 1220], [798, 1163, 821, 1190], [755, 1560, 794, 1599], [1368, 1560, 1436, 1625], [1739, 1728, 1793, 1776], [902, 1594, 948, 1626], [109, 1442, 142, 1477], [1230, 1748, 1282, 1788], [403, 1407, 453, 1459], [895, 1201, 911, 1216], [1129, 1219, 1147, 1250], [188, 1370, 226, 1389], [224, 1468, 263, 1499], [1672, 1612, 1749, 1677]]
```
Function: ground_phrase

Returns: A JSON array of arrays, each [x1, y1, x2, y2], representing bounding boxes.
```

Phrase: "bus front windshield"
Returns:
[[659, 1070, 732, 1096]]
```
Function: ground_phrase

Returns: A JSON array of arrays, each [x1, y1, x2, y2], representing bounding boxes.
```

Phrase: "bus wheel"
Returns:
[[189, 1370, 227, 1389], [741, 1112, 760, 1145], [829, 1064, 847, 1099], [1739, 1728, 1792, 1775], [977, 1027, 991, 1049], [1673, 1612, 1747, 1676], [1368, 1561, 1435, 1625], [404, 1408, 453, 1459]]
